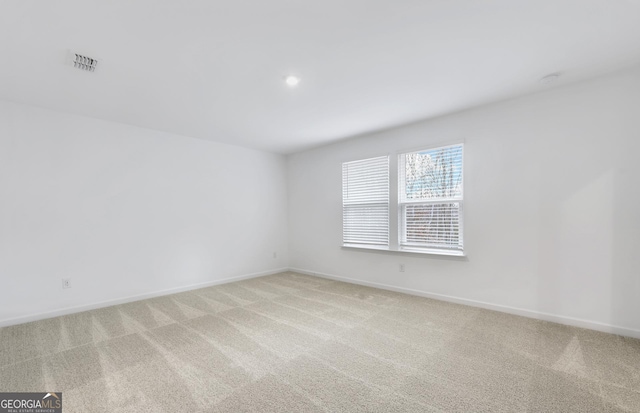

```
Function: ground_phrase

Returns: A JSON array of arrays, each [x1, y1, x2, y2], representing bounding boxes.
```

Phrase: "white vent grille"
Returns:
[[72, 53, 98, 72]]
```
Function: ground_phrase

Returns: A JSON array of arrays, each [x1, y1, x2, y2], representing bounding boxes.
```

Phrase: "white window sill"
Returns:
[[341, 244, 466, 258]]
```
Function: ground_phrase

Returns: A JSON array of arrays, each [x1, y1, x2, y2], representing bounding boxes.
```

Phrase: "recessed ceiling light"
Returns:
[[284, 75, 300, 87], [540, 72, 561, 86]]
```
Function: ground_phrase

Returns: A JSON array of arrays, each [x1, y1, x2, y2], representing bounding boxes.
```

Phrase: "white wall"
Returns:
[[288, 67, 640, 337], [0, 101, 288, 325]]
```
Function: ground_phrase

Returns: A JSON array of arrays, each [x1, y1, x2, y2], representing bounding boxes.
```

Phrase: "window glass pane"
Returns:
[[402, 145, 463, 201]]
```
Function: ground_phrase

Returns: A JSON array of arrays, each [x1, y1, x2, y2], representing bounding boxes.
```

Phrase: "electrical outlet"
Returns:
[[273, 252, 277, 259], [62, 278, 71, 289], [399, 264, 405, 272]]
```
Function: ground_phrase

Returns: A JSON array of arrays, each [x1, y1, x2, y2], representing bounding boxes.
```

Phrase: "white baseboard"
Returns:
[[290, 267, 640, 340], [0, 267, 288, 328]]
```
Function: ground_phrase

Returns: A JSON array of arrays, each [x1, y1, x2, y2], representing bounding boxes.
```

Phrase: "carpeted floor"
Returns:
[[0, 272, 639, 412]]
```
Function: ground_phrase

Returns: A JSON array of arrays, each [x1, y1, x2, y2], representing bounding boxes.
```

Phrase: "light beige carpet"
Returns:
[[0, 272, 639, 412]]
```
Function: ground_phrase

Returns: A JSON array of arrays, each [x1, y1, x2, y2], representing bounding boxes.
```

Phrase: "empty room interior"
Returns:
[[1, 1, 640, 412]]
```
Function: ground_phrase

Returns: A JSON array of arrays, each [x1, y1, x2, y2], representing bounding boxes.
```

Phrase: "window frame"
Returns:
[[398, 144, 464, 255], [341, 155, 390, 250]]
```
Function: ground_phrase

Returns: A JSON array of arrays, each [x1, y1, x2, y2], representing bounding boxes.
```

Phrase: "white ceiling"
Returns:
[[1, 1, 640, 154]]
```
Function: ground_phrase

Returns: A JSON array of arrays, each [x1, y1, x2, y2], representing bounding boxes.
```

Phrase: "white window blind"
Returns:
[[399, 144, 463, 253], [342, 156, 389, 248]]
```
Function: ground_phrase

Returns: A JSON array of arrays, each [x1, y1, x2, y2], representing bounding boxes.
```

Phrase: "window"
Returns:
[[399, 144, 464, 254], [342, 156, 389, 248], [342, 144, 464, 256]]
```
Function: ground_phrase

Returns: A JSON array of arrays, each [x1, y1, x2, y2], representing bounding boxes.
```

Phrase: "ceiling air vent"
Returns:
[[72, 53, 98, 72]]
